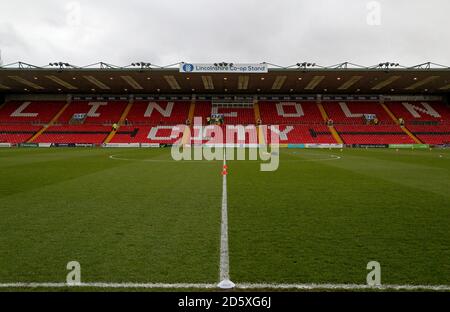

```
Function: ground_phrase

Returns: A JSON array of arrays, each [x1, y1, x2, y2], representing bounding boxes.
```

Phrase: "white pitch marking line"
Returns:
[[217, 150, 235, 289], [0, 282, 216, 289], [236, 283, 450, 291], [0, 282, 449, 291]]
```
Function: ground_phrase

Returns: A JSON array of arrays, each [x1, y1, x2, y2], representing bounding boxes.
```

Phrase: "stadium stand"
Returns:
[[0, 101, 65, 123], [0, 100, 67, 143], [56, 100, 128, 124], [259, 101, 324, 124], [407, 124, 450, 144], [112, 124, 259, 145], [107, 101, 190, 144], [193, 101, 214, 123], [34, 125, 111, 144], [0, 124, 41, 143], [194, 101, 255, 125], [385, 101, 450, 123], [125, 101, 190, 125], [265, 125, 336, 144], [383, 101, 450, 144], [322, 101, 393, 124], [1, 98, 450, 145], [111, 125, 184, 144], [193, 125, 259, 144], [215, 107, 255, 125], [334, 124, 416, 145]]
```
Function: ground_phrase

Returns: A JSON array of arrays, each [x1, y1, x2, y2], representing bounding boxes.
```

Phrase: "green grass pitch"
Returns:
[[0, 147, 449, 290]]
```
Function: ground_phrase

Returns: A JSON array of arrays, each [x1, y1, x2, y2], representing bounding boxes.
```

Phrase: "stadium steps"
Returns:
[[317, 103, 343, 144], [253, 99, 265, 145], [182, 98, 196, 144], [253, 100, 261, 123], [27, 102, 70, 143], [187, 98, 196, 124], [402, 126, 423, 144], [380, 103, 398, 122], [103, 101, 134, 144], [257, 125, 266, 145], [381, 103, 423, 144]]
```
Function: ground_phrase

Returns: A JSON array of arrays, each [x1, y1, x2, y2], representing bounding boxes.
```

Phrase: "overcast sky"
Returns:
[[1, 0, 449, 67]]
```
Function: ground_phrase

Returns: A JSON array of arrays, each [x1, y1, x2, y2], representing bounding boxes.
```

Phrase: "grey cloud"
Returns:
[[0, 0, 449, 67]]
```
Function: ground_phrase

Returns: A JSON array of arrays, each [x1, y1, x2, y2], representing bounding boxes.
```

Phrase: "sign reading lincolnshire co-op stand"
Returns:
[[179, 63, 268, 73]]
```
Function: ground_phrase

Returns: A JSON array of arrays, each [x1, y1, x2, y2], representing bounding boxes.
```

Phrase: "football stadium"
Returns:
[[0, 61, 449, 293], [1, 2, 450, 303]]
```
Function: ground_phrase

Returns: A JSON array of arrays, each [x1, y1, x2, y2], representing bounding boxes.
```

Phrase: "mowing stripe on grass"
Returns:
[[217, 151, 235, 289], [109, 154, 218, 163], [0, 282, 449, 291]]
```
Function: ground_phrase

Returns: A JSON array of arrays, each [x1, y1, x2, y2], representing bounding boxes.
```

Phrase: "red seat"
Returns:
[[0, 101, 65, 124], [57, 101, 128, 124], [125, 101, 190, 125], [189, 125, 258, 145], [386, 101, 450, 123], [323, 101, 392, 124], [0, 125, 41, 143], [111, 125, 184, 144], [407, 124, 450, 144], [259, 101, 324, 124], [265, 125, 335, 144], [35, 125, 111, 144], [193, 102, 255, 125], [2, 99, 449, 146], [335, 125, 415, 144]]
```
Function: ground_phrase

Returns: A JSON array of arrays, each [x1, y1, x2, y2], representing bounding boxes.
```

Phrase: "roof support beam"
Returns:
[[439, 83, 450, 90], [83, 76, 110, 90], [338, 76, 363, 90], [405, 76, 439, 90], [8, 76, 44, 89], [45, 75, 78, 90], [164, 75, 181, 90], [121, 76, 143, 90], [304, 76, 325, 90], [371, 76, 401, 90], [238, 76, 249, 90], [271, 75, 287, 90], [201, 76, 214, 90]]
